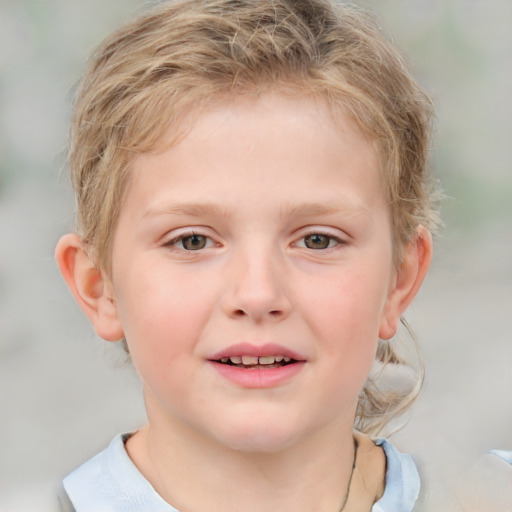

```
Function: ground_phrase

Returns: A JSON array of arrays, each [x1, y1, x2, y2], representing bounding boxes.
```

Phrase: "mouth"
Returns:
[[213, 355, 297, 369], [208, 344, 306, 387]]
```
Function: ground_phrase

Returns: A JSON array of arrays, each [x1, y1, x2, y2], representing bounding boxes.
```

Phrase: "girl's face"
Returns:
[[107, 93, 404, 451]]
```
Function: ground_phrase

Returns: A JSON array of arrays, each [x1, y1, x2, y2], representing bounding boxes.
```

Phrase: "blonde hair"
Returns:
[[68, 0, 439, 435]]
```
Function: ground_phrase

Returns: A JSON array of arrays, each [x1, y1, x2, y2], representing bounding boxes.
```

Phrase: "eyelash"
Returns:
[[164, 231, 215, 251], [295, 231, 346, 250], [163, 230, 346, 252]]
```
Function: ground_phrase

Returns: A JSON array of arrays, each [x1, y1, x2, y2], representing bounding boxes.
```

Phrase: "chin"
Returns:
[[210, 420, 305, 454]]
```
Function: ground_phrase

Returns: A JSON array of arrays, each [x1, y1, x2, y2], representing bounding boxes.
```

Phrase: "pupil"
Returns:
[[305, 234, 329, 249], [183, 235, 206, 250]]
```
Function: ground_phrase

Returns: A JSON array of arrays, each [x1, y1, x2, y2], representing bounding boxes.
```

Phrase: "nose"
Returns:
[[222, 244, 292, 323]]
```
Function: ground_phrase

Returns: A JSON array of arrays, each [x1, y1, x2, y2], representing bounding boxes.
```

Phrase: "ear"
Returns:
[[379, 227, 433, 340], [55, 233, 124, 341]]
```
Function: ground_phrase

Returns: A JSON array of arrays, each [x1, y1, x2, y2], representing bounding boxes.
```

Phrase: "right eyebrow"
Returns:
[[142, 201, 232, 219]]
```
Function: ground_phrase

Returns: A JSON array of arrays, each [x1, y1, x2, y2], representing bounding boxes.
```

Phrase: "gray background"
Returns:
[[1, 0, 511, 510]]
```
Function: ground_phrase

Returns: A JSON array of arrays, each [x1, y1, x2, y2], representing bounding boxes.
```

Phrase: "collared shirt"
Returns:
[[62, 434, 420, 512]]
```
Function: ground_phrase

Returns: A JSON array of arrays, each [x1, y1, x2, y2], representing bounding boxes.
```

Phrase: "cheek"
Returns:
[[304, 268, 389, 341], [113, 263, 217, 381], [300, 267, 390, 389]]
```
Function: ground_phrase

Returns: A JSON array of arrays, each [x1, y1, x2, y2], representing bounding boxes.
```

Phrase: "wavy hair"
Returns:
[[68, 0, 439, 435]]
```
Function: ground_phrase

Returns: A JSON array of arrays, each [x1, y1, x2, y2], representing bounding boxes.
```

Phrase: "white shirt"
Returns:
[[63, 434, 420, 512]]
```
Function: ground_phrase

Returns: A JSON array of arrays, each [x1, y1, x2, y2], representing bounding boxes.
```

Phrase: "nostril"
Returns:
[[232, 308, 282, 318]]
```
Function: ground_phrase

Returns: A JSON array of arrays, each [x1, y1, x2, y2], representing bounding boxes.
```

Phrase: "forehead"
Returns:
[[124, 92, 386, 217]]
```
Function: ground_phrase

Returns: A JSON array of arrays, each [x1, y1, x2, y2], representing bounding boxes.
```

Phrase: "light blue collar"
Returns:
[[64, 434, 420, 512]]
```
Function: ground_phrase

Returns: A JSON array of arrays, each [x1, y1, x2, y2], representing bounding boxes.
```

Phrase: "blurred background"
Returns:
[[0, 0, 510, 510]]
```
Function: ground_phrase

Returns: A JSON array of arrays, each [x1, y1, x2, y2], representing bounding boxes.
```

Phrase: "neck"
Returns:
[[127, 413, 357, 512]]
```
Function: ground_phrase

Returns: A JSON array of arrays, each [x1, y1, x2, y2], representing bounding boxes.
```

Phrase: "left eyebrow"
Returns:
[[142, 201, 233, 219], [282, 201, 370, 218]]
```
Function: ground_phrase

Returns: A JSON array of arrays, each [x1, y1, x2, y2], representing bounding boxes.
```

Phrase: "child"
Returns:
[[55, 0, 436, 510]]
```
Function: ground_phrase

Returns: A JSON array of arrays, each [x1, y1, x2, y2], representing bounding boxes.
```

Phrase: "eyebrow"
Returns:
[[283, 201, 370, 218], [142, 200, 369, 220], [142, 201, 232, 219]]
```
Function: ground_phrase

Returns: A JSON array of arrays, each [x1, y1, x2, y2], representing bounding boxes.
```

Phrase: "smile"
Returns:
[[208, 344, 306, 388], [217, 355, 295, 368]]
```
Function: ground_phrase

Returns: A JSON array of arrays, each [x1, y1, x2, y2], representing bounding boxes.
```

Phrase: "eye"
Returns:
[[168, 233, 212, 251], [181, 234, 208, 250], [298, 233, 343, 250]]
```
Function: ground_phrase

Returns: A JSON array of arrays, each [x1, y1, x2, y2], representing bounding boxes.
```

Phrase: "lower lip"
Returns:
[[209, 361, 306, 388]]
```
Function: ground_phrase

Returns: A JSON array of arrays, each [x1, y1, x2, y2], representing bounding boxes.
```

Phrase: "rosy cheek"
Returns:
[[125, 285, 204, 352]]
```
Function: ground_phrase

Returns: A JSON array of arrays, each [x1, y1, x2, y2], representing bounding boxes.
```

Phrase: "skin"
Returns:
[[56, 93, 432, 512]]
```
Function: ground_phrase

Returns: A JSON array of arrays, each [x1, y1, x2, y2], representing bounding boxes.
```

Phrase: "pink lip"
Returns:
[[209, 360, 306, 388], [209, 343, 305, 361], [207, 343, 306, 389]]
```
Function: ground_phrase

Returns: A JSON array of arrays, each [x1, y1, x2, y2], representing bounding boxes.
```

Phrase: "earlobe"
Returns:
[[55, 233, 125, 341], [379, 227, 433, 340]]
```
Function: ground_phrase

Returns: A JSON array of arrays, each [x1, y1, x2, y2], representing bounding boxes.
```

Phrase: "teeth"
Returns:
[[221, 355, 293, 365], [241, 355, 259, 365]]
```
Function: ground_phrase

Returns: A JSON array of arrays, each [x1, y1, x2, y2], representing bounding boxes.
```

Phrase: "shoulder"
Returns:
[[62, 434, 175, 512], [371, 438, 420, 512]]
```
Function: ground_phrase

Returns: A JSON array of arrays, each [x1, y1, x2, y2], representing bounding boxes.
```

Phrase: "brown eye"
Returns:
[[181, 234, 207, 250], [304, 234, 332, 249]]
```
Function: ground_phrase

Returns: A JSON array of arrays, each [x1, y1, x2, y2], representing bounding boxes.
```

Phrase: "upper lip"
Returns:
[[208, 343, 306, 361]]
